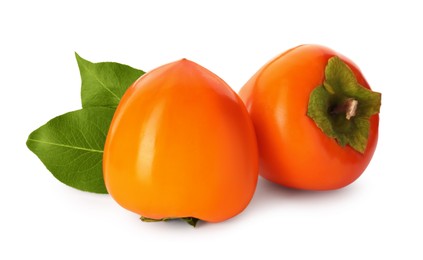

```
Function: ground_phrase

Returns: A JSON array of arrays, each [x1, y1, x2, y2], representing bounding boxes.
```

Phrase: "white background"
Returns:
[[1, 0, 422, 259]]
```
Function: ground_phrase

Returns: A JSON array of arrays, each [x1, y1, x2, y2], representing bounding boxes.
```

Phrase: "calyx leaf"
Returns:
[[307, 56, 381, 153], [140, 216, 200, 227]]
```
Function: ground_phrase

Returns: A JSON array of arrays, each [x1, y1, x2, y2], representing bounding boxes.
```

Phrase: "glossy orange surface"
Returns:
[[103, 59, 258, 222], [239, 45, 379, 190]]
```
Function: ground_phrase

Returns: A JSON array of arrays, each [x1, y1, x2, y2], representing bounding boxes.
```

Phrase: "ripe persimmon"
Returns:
[[240, 45, 381, 190], [103, 59, 258, 224]]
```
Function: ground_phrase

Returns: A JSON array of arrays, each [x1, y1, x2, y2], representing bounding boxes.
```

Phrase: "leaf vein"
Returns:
[[81, 63, 121, 102], [27, 138, 103, 153]]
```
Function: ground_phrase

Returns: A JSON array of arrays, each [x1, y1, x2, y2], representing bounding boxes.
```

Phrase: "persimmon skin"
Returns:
[[103, 59, 258, 222], [239, 45, 379, 190]]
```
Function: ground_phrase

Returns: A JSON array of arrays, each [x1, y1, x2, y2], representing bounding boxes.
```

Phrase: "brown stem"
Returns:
[[330, 98, 358, 120], [345, 99, 358, 120]]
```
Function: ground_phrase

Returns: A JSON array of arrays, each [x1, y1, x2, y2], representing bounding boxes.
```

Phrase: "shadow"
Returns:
[[245, 176, 360, 213], [189, 177, 362, 227]]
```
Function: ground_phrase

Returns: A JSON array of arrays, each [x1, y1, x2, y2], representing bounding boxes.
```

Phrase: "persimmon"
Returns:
[[103, 59, 258, 224], [240, 45, 381, 190]]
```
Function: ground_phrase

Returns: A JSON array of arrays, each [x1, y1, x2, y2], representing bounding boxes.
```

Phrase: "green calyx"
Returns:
[[307, 56, 381, 154], [140, 216, 200, 227]]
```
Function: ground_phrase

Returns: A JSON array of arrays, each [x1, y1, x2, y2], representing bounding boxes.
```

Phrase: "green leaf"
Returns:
[[75, 53, 145, 108], [28, 54, 146, 193], [26, 107, 115, 193], [307, 56, 381, 154]]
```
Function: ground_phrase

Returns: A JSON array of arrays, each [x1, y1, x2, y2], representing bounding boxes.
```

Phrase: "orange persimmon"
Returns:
[[240, 45, 381, 190], [103, 59, 258, 224]]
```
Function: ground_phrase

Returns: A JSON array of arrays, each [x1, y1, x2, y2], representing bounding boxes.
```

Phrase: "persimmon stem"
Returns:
[[330, 98, 358, 120], [345, 99, 358, 120]]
